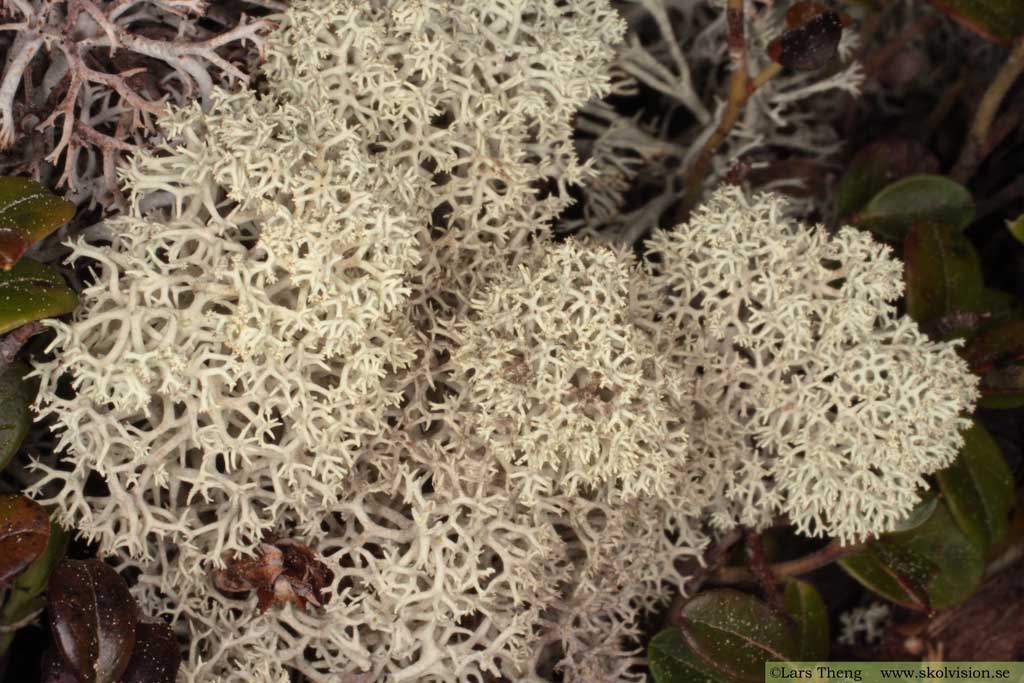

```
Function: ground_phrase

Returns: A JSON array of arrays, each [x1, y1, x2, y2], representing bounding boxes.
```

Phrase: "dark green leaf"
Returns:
[[855, 175, 974, 241], [927, 0, 1024, 43], [0, 258, 78, 335], [0, 177, 74, 271], [782, 580, 829, 660], [839, 503, 984, 612], [0, 517, 68, 656], [0, 360, 32, 471], [889, 491, 939, 533], [904, 221, 984, 326], [834, 140, 939, 224], [1009, 213, 1024, 245], [679, 589, 797, 682], [119, 621, 180, 683], [937, 421, 1014, 550], [0, 494, 49, 587], [47, 559, 138, 683], [648, 628, 728, 683]]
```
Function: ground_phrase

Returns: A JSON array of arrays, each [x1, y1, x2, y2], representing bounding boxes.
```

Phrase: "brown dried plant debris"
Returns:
[[0, 0, 285, 212], [213, 538, 333, 614]]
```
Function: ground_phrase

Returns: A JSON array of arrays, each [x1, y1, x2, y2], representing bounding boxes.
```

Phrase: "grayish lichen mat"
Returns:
[[22, 1, 977, 682]]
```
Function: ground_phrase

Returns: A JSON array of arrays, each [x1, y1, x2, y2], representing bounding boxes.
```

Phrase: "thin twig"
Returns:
[[0, 321, 45, 367], [711, 539, 866, 584], [952, 36, 1024, 182], [746, 531, 783, 610], [673, 0, 781, 225]]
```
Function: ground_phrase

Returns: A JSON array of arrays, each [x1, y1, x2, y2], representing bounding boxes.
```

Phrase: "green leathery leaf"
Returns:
[[0, 258, 78, 335], [782, 580, 829, 660], [855, 175, 974, 241], [0, 177, 74, 271], [903, 221, 984, 325], [937, 421, 1014, 550], [679, 589, 797, 682], [1009, 213, 1024, 245], [648, 628, 724, 683], [889, 491, 940, 534], [0, 360, 33, 471], [833, 139, 939, 225], [927, 0, 1024, 43], [839, 502, 984, 612]]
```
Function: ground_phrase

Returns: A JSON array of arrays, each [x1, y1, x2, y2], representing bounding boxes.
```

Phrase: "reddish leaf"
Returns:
[[47, 559, 138, 683], [768, 11, 844, 71], [41, 647, 79, 683], [0, 494, 49, 587], [0, 177, 74, 270], [119, 621, 180, 683]]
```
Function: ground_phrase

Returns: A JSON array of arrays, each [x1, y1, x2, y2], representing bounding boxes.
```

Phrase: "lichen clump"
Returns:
[[24, 1, 978, 682], [642, 188, 979, 544]]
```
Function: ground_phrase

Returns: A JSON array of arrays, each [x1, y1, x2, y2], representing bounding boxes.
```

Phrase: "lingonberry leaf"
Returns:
[[0, 361, 33, 472], [767, 11, 844, 71], [679, 589, 797, 682], [0, 493, 50, 588], [47, 559, 138, 683], [928, 0, 1024, 44], [648, 627, 723, 683], [904, 221, 984, 326], [0, 516, 68, 657], [855, 174, 975, 241], [119, 621, 180, 683], [937, 421, 1014, 551], [0, 258, 79, 336], [0, 177, 74, 271], [782, 580, 829, 660], [839, 502, 985, 612]]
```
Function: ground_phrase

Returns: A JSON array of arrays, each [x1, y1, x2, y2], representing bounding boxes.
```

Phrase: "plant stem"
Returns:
[[746, 531, 783, 610], [952, 36, 1024, 182], [711, 539, 865, 584], [0, 321, 45, 367], [674, 0, 782, 225]]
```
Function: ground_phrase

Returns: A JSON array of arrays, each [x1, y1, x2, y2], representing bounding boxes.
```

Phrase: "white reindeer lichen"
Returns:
[[22, 1, 979, 682], [641, 187, 979, 544]]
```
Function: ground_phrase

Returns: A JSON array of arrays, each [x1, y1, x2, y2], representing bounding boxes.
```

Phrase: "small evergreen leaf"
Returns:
[[833, 140, 939, 224], [1008, 213, 1024, 245], [856, 174, 974, 241], [47, 560, 138, 683], [927, 0, 1024, 44], [0, 360, 33, 471], [904, 221, 984, 326], [679, 589, 797, 682], [648, 628, 724, 683], [767, 11, 844, 71], [0, 494, 50, 587], [782, 580, 829, 660], [937, 421, 1014, 550], [839, 503, 985, 612], [119, 621, 181, 683], [0, 258, 78, 335], [0, 177, 74, 270]]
